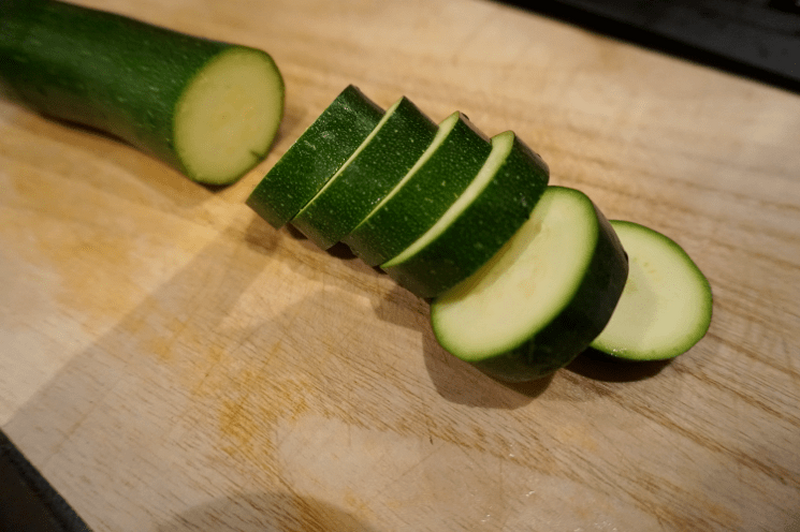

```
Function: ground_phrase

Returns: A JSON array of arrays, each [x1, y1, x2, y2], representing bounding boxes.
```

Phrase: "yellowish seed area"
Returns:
[[175, 48, 283, 184]]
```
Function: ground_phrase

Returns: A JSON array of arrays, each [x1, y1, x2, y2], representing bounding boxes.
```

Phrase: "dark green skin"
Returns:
[[247, 85, 384, 229], [0, 0, 237, 173], [342, 113, 493, 267], [470, 204, 629, 382], [382, 134, 550, 299], [291, 96, 438, 250]]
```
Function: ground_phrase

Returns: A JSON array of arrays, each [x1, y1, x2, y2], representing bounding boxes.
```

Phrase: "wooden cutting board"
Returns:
[[1, 0, 799, 530]]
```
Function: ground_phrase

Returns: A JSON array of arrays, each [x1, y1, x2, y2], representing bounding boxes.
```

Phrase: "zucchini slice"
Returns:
[[430, 186, 629, 382], [246, 85, 384, 228], [343, 111, 493, 266], [0, 0, 284, 185], [381, 131, 549, 299], [589, 220, 713, 361], [290, 96, 438, 250]]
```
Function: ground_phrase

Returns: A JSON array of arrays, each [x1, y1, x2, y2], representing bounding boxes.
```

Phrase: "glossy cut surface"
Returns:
[[590, 220, 713, 360]]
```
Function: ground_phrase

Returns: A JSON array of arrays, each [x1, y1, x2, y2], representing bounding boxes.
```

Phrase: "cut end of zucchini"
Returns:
[[590, 220, 713, 361], [431, 186, 628, 382], [174, 47, 284, 185], [434, 187, 596, 356]]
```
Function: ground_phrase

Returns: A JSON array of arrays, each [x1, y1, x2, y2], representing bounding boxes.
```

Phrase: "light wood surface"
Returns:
[[2, 0, 799, 530]]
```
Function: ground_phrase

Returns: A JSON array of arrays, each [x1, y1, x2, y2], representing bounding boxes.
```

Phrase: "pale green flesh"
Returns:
[[294, 97, 403, 218], [356, 111, 461, 225], [590, 221, 712, 360], [383, 130, 514, 267], [432, 187, 596, 360], [174, 47, 284, 185]]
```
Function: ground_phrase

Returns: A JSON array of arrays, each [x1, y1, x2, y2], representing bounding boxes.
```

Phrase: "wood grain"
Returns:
[[1, 0, 799, 530]]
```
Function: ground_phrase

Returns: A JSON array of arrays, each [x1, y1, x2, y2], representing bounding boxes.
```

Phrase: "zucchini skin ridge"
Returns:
[[383, 134, 550, 299]]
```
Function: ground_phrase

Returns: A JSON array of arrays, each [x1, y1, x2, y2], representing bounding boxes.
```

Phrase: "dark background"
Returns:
[[499, 0, 800, 93]]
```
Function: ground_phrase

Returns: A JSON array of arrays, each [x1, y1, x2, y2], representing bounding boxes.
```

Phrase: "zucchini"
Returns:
[[342, 111, 493, 266], [430, 186, 629, 382], [246, 85, 384, 228], [381, 130, 549, 299], [290, 96, 438, 250], [238, 83, 711, 380], [0, 0, 284, 185], [589, 220, 713, 361]]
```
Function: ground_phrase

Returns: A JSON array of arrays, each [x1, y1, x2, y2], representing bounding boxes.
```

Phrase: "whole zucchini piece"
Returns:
[[0, 0, 284, 185], [430, 186, 629, 382]]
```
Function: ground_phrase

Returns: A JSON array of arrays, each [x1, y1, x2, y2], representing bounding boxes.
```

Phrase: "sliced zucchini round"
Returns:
[[342, 111, 493, 266], [381, 131, 549, 299], [430, 186, 629, 382], [589, 220, 713, 361], [246, 85, 384, 228], [290, 96, 438, 250]]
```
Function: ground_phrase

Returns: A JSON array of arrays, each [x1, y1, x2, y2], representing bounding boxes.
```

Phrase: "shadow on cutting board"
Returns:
[[265, 222, 666, 405], [156, 491, 378, 532], [565, 349, 673, 383], [422, 329, 555, 408], [372, 284, 552, 409], [374, 282, 670, 406]]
